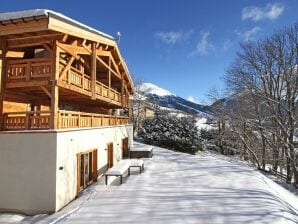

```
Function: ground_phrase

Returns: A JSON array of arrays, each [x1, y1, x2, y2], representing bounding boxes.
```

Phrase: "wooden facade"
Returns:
[[0, 10, 133, 130]]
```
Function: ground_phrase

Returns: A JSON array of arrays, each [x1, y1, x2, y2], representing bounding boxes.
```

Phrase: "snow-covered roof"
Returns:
[[0, 9, 114, 40]]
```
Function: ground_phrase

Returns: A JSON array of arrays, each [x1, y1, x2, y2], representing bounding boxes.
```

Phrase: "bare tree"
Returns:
[[224, 23, 298, 186], [131, 78, 152, 136]]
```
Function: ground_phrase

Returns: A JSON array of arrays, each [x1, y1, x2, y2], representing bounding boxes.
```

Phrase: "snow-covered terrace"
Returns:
[[2, 143, 298, 224]]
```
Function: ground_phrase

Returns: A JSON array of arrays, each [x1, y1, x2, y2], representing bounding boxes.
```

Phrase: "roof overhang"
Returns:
[[0, 9, 134, 92]]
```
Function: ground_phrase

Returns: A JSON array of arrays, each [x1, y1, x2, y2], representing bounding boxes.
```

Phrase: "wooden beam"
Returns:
[[62, 34, 69, 43], [97, 49, 121, 76], [97, 55, 120, 79], [108, 58, 111, 99], [3, 90, 43, 102], [57, 80, 92, 97], [58, 42, 91, 56], [83, 44, 120, 79], [59, 56, 75, 80], [0, 18, 48, 36], [48, 16, 116, 46], [40, 86, 52, 99], [121, 73, 124, 107], [42, 43, 53, 56], [96, 49, 110, 57], [7, 33, 63, 49], [91, 43, 96, 99], [57, 42, 79, 59], [5, 80, 50, 88]]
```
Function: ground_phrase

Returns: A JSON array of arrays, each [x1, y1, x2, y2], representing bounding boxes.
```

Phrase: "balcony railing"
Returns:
[[60, 63, 122, 104], [3, 111, 51, 130], [5, 58, 129, 107], [58, 110, 129, 129], [2, 110, 130, 131], [61, 65, 91, 91], [6, 58, 52, 81]]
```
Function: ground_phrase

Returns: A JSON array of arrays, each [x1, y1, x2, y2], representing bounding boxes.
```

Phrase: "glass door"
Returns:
[[77, 149, 98, 195]]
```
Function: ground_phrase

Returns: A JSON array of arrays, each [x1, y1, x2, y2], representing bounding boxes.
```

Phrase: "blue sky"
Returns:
[[1, 1, 298, 104]]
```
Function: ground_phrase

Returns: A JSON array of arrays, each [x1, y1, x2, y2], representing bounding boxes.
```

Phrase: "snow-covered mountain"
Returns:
[[139, 82, 213, 115], [139, 83, 175, 97]]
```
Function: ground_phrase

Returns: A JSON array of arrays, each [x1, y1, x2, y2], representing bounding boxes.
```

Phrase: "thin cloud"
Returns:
[[190, 31, 215, 56], [242, 3, 284, 21], [222, 39, 233, 51], [236, 26, 261, 41], [154, 30, 193, 45]]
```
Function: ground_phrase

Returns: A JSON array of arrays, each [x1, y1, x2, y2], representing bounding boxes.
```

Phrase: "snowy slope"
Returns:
[[32, 142, 298, 224], [139, 82, 212, 115]]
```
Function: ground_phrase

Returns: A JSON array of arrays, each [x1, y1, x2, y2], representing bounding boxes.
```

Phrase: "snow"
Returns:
[[0, 214, 25, 223], [140, 83, 175, 96], [21, 142, 298, 224], [196, 117, 216, 130], [130, 144, 153, 152], [0, 9, 114, 40]]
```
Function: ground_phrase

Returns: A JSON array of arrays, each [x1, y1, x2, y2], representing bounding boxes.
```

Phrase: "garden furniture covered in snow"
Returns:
[[129, 159, 144, 173], [130, 145, 153, 158], [105, 160, 130, 185], [104, 159, 145, 185]]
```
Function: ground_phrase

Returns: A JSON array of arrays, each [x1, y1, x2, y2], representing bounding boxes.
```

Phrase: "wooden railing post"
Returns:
[[78, 113, 81, 128], [57, 111, 60, 129], [82, 73, 85, 90], [67, 70, 70, 84], [26, 61, 30, 81], [25, 113, 30, 129], [2, 114, 7, 130]]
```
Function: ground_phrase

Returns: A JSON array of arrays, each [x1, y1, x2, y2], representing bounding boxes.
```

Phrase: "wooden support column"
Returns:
[[108, 58, 111, 98], [121, 73, 124, 106], [0, 39, 7, 130], [91, 43, 96, 99], [50, 40, 60, 129]]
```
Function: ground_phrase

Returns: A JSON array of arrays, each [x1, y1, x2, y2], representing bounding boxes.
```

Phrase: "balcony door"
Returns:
[[77, 149, 98, 195], [107, 143, 113, 169]]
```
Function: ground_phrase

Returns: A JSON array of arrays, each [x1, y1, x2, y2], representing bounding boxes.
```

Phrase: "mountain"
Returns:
[[139, 83, 213, 115], [139, 83, 174, 97]]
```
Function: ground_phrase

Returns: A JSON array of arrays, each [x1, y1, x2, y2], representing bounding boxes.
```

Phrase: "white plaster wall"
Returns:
[[55, 124, 133, 211], [0, 132, 57, 215]]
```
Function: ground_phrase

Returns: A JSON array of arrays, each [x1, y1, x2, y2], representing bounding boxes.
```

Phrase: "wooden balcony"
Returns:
[[2, 110, 130, 131], [6, 58, 52, 81], [58, 110, 130, 129], [59, 63, 122, 104], [5, 58, 128, 107]]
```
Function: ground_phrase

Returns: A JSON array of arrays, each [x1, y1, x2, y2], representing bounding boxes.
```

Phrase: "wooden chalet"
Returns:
[[0, 9, 134, 215], [0, 9, 133, 131]]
